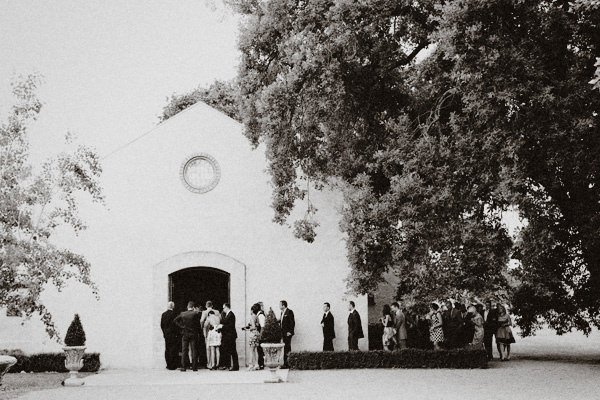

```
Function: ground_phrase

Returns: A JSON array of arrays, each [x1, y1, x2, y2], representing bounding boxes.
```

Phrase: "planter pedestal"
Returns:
[[260, 343, 285, 383], [63, 346, 86, 386], [0, 356, 17, 386]]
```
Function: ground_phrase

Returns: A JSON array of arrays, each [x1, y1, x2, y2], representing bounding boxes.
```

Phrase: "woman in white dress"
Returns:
[[206, 311, 222, 370]]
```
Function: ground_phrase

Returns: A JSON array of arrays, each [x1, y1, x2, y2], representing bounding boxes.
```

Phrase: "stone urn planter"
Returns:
[[258, 307, 286, 383], [260, 343, 285, 383], [62, 346, 86, 386], [0, 355, 17, 386], [62, 313, 87, 386]]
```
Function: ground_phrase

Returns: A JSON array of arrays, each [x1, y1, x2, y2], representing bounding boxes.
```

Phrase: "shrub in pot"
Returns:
[[259, 308, 284, 383], [63, 314, 87, 386], [0, 355, 17, 386]]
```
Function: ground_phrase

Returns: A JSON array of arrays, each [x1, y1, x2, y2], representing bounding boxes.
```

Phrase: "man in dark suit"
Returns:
[[160, 301, 179, 370], [279, 300, 295, 368], [173, 301, 201, 371], [483, 300, 499, 360], [442, 300, 462, 348], [221, 303, 239, 371], [347, 301, 364, 351], [321, 302, 335, 351], [256, 302, 266, 369]]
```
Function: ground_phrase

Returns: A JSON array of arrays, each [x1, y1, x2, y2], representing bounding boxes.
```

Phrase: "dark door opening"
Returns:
[[169, 267, 230, 316]]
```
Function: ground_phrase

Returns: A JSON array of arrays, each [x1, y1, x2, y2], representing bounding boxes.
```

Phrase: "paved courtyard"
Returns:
[[7, 330, 600, 400], [10, 359, 600, 400]]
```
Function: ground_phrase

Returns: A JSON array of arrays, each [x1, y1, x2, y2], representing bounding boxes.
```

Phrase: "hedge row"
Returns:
[[0, 350, 101, 373], [288, 348, 488, 369]]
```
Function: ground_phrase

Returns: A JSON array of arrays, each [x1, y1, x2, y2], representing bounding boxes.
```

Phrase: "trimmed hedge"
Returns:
[[0, 350, 101, 373], [288, 348, 487, 370]]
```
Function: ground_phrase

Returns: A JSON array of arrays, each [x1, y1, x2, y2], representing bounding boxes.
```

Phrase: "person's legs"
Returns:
[[253, 347, 259, 368], [206, 341, 211, 368], [215, 346, 221, 368], [220, 339, 230, 369], [496, 334, 502, 358], [164, 338, 170, 368], [282, 336, 292, 367], [398, 339, 407, 350], [208, 346, 214, 369], [506, 344, 511, 360], [230, 341, 239, 370], [348, 335, 358, 351], [257, 344, 264, 369], [483, 330, 493, 359], [181, 336, 190, 370]]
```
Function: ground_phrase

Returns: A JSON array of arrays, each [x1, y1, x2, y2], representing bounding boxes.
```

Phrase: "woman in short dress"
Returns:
[[206, 311, 222, 370], [496, 305, 516, 361], [243, 304, 261, 370], [428, 303, 444, 350], [467, 305, 484, 349], [380, 304, 396, 351]]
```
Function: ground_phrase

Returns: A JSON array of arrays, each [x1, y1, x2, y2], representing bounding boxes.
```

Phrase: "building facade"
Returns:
[[0, 102, 369, 368]]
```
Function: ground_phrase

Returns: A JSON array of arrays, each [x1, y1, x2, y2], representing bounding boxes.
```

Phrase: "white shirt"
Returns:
[[258, 313, 266, 328]]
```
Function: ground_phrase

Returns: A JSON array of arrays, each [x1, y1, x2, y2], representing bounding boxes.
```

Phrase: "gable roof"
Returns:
[[102, 101, 241, 160]]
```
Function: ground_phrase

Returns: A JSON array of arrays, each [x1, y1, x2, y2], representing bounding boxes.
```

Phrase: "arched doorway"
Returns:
[[169, 267, 230, 315], [152, 251, 247, 368]]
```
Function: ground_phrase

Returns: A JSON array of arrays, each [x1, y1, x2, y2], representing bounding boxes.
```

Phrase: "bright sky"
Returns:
[[0, 0, 240, 160]]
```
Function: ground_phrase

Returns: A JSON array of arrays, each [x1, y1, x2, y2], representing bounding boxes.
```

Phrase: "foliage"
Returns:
[[259, 307, 282, 343], [0, 349, 100, 373], [63, 314, 86, 346], [0, 74, 103, 340], [288, 349, 487, 370], [230, 0, 600, 336], [159, 80, 240, 122]]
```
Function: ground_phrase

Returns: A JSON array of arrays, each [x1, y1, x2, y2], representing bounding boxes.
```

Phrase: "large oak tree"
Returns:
[[224, 0, 600, 336]]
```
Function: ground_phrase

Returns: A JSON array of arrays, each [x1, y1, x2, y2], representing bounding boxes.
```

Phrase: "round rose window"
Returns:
[[180, 154, 220, 193]]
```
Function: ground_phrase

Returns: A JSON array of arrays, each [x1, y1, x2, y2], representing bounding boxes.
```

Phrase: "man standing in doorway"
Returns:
[[280, 300, 295, 368], [160, 301, 178, 370], [391, 302, 407, 350], [221, 303, 239, 371], [347, 301, 364, 351], [321, 302, 335, 351], [173, 301, 201, 371]]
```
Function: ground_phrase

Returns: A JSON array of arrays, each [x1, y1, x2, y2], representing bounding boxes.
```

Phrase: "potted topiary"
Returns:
[[63, 314, 86, 386], [259, 308, 285, 383], [0, 355, 17, 386]]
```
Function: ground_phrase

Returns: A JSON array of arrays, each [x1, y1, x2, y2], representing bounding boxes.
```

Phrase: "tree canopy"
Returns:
[[160, 80, 240, 122], [229, 0, 600, 336], [0, 75, 103, 340]]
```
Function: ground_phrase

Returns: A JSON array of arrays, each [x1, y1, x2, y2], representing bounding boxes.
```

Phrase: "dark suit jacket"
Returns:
[[321, 312, 335, 339], [281, 308, 295, 337], [160, 309, 177, 338], [347, 310, 364, 339], [443, 308, 462, 333], [483, 308, 499, 331], [173, 310, 201, 336], [222, 310, 238, 340]]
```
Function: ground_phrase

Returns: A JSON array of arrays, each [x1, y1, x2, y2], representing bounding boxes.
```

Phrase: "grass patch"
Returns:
[[0, 372, 94, 399]]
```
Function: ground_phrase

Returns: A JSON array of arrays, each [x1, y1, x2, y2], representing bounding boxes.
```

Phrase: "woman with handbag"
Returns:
[[496, 305, 516, 360]]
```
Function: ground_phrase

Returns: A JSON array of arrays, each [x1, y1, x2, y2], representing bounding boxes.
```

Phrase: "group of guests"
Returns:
[[160, 299, 297, 371], [379, 300, 516, 361], [161, 299, 369, 371], [160, 300, 239, 371]]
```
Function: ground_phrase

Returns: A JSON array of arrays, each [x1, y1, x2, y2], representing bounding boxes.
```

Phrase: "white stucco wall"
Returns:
[[0, 102, 368, 368]]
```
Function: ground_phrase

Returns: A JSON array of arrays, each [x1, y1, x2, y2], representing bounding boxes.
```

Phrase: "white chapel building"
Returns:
[[1, 102, 372, 368]]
